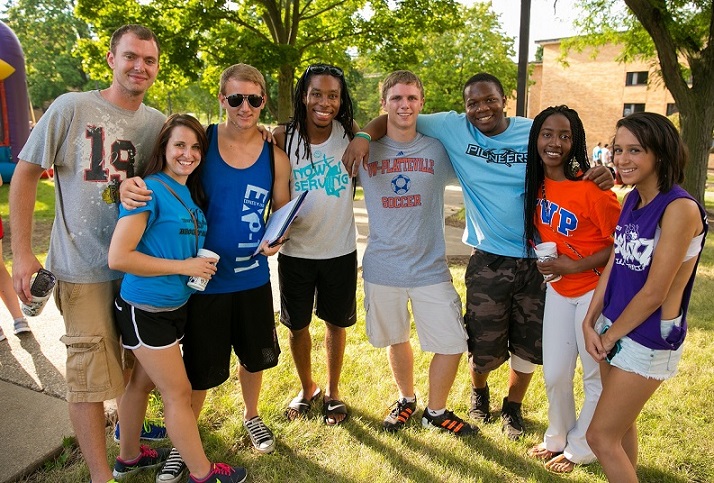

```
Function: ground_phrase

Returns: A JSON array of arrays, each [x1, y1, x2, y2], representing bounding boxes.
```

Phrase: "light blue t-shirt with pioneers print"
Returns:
[[417, 112, 533, 258]]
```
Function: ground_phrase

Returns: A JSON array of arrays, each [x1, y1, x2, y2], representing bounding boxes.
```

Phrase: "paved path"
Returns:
[[0, 185, 469, 482]]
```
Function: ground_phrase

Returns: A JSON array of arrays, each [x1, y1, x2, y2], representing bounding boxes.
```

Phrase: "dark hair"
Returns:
[[139, 114, 207, 208], [285, 63, 354, 163], [523, 105, 591, 255], [463, 72, 505, 99], [614, 112, 686, 192], [110, 24, 160, 56]]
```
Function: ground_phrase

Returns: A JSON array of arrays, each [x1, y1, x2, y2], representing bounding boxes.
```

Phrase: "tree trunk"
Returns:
[[679, 106, 713, 205], [276, 63, 295, 123]]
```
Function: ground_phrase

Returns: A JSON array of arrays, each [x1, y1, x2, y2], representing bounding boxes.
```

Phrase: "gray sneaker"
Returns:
[[243, 416, 275, 454], [156, 447, 186, 483], [13, 318, 31, 335]]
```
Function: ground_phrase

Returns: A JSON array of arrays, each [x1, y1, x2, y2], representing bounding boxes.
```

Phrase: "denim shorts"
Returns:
[[595, 315, 684, 381]]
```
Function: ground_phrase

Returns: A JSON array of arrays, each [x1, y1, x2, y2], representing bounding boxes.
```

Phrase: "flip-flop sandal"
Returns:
[[545, 453, 576, 473], [285, 386, 321, 421], [323, 398, 349, 426], [527, 443, 562, 461]]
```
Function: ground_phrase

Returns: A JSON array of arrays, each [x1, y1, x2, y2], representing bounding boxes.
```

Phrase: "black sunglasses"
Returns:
[[225, 93, 264, 108], [306, 65, 343, 77]]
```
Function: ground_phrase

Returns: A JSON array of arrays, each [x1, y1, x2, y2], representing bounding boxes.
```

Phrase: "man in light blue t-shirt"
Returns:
[[344, 73, 613, 440]]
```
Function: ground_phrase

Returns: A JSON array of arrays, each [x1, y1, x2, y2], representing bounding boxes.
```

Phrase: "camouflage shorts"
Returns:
[[464, 250, 545, 373]]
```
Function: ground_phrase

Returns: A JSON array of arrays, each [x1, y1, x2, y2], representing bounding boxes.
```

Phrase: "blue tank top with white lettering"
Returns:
[[202, 124, 272, 293]]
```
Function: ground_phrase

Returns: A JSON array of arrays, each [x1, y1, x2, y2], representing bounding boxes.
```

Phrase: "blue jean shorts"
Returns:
[[595, 315, 684, 381]]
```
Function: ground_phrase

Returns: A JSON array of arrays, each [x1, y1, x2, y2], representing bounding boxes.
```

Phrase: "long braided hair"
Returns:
[[285, 64, 355, 164], [523, 105, 591, 255]]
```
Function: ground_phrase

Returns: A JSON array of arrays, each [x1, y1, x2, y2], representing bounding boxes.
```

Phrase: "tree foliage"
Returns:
[[410, 3, 517, 114], [74, 0, 461, 123], [2, 0, 93, 109], [351, 2, 517, 120], [568, 0, 713, 203]]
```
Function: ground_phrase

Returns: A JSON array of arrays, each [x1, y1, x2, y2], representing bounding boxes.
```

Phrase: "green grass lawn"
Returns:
[[5, 181, 714, 483]]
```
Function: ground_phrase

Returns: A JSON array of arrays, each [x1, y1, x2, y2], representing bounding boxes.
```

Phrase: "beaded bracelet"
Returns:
[[354, 132, 372, 142]]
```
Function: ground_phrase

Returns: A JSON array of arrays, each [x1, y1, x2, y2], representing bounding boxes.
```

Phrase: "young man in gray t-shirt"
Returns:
[[10, 25, 166, 483], [359, 71, 475, 436]]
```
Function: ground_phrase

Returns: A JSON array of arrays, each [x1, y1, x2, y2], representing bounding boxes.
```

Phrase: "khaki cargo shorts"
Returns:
[[55, 279, 128, 403]]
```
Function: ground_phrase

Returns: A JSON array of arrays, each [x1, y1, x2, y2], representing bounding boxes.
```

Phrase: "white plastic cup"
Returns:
[[187, 249, 220, 291], [21, 293, 52, 317], [534, 242, 562, 283]]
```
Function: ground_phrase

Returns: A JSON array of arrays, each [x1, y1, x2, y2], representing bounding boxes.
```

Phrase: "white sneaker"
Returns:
[[0, 326, 6, 342], [13, 318, 31, 335], [243, 416, 275, 453], [155, 447, 186, 483]]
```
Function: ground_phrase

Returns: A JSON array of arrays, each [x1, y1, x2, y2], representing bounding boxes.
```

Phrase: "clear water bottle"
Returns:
[[21, 269, 57, 317]]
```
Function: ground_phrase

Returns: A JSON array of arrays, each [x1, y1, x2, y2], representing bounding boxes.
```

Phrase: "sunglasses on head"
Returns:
[[306, 65, 343, 78], [225, 93, 264, 108]]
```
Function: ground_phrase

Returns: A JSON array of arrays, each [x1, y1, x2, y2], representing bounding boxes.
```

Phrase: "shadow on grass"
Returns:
[[198, 425, 357, 483], [342, 406, 574, 482]]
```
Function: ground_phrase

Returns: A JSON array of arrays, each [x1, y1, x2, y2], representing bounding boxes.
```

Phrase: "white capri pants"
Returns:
[[542, 286, 600, 464]]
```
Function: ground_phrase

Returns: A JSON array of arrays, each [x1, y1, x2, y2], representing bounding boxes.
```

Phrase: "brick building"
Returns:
[[524, 37, 677, 148]]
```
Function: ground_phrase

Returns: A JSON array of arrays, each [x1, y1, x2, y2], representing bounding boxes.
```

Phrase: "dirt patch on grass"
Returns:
[[2, 219, 53, 263], [445, 212, 465, 229]]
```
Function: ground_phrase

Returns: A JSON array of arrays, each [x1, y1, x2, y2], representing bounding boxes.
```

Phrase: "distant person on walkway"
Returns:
[[0, 173, 30, 341], [523, 106, 620, 473], [273, 63, 357, 426], [359, 70, 475, 436], [122, 63, 291, 479], [109, 114, 248, 483], [601, 143, 611, 167], [583, 112, 707, 483], [342, 72, 614, 440], [10, 24, 167, 483], [592, 142, 603, 166]]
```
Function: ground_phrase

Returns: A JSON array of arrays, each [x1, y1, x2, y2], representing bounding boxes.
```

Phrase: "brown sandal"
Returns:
[[527, 443, 562, 461], [545, 453, 576, 473]]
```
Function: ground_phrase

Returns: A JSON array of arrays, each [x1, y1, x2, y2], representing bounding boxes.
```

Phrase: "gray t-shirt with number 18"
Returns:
[[19, 90, 165, 283], [359, 133, 457, 287]]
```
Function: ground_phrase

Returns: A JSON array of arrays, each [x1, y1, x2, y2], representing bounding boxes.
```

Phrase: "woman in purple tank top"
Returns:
[[581, 112, 707, 483]]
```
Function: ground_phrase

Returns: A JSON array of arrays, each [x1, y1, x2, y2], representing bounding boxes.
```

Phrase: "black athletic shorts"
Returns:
[[182, 283, 280, 390], [114, 296, 186, 350], [278, 251, 358, 331]]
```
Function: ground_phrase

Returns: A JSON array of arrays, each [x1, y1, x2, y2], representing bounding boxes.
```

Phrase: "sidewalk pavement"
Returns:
[[0, 185, 469, 483]]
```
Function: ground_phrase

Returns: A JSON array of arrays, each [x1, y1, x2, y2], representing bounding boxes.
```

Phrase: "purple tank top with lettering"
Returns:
[[603, 185, 707, 350]]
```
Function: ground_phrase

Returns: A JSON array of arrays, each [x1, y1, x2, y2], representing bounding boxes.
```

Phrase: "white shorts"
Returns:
[[595, 315, 684, 381], [364, 281, 468, 354]]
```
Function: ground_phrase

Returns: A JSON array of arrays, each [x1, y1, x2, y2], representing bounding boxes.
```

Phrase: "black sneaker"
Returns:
[[188, 463, 247, 483], [113, 445, 171, 480], [500, 397, 525, 440], [243, 416, 275, 453], [421, 408, 478, 437], [469, 384, 491, 422], [383, 397, 417, 432], [155, 447, 187, 483]]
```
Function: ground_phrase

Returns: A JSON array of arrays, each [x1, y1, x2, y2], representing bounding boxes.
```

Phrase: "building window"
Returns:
[[625, 71, 648, 86], [623, 103, 646, 116], [666, 103, 679, 116]]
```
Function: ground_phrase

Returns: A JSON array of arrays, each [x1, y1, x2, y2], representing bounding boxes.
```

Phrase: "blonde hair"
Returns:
[[381, 70, 424, 100], [219, 64, 266, 95]]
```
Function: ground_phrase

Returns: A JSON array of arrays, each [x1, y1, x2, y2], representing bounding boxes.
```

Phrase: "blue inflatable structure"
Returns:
[[0, 21, 31, 182]]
